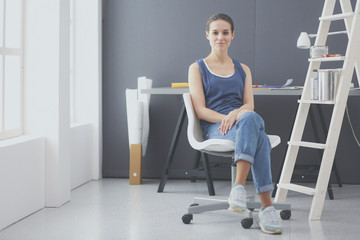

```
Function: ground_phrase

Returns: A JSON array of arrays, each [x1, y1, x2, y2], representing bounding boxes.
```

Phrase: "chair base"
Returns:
[[182, 197, 291, 229]]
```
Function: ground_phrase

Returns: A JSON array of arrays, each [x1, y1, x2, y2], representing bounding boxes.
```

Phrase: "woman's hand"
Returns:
[[219, 111, 238, 135], [236, 109, 254, 120], [219, 109, 255, 135]]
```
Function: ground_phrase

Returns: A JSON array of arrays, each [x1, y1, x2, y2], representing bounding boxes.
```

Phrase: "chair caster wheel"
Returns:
[[280, 209, 291, 220], [241, 217, 253, 229], [182, 214, 193, 224]]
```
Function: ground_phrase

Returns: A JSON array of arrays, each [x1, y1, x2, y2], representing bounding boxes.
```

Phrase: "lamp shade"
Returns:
[[297, 32, 311, 49]]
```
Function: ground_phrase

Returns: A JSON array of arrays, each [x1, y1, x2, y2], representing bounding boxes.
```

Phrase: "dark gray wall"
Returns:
[[103, 0, 360, 183]]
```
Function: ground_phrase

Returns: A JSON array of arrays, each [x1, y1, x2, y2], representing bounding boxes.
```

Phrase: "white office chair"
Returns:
[[181, 93, 291, 229]]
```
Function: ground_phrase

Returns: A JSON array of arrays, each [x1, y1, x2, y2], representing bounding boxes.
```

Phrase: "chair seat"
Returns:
[[193, 135, 281, 153], [268, 135, 281, 148], [196, 138, 235, 152]]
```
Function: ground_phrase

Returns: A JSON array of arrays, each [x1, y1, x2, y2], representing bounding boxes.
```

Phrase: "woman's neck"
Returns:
[[206, 51, 231, 64]]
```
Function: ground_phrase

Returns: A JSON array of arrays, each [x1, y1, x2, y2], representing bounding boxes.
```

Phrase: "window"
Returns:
[[0, 0, 24, 140]]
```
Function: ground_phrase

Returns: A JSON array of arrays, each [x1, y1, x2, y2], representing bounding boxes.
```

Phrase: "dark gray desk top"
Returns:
[[142, 87, 360, 96], [141, 87, 303, 96]]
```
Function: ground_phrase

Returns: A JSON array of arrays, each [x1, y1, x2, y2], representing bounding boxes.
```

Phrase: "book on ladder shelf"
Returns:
[[274, 0, 360, 221]]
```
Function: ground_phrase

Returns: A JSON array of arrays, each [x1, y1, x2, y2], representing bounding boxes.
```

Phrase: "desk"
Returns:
[[143, 87, 360, 195], [142, 87, 306, 95]]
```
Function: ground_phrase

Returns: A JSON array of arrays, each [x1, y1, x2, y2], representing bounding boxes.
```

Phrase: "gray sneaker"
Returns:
[[258, 206, 283, 234], [228, 184, 247, 213]]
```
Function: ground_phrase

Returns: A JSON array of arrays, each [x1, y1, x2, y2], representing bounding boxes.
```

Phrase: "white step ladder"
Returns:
[[274, 0, 360, 221]]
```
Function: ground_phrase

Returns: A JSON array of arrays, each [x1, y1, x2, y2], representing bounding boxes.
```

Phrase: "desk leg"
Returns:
[[190, 151, 201, 182], [202, 152, 215, 196], [157, 104, 186, 193]]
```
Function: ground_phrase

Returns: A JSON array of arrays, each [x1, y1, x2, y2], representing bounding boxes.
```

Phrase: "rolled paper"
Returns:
[[138, 77, 153, 156], [126, 89, 143, 146]]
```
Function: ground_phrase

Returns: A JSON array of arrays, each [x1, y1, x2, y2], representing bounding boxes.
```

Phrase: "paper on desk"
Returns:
[[282, 79, 293, 87], [137, 77, 153, 156], [269, 79, 301, 90], [270, 86, 303, 90], [126, 89, 143, 147], [253, 79, 294, 88]]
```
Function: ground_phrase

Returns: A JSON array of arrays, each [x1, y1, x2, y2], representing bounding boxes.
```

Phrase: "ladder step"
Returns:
[[277, 183, 316, 195], [308, 56, 346, 62], [288, 141, 326, 149], [298, 99, 336, 105], [319, 12, 355, 21]]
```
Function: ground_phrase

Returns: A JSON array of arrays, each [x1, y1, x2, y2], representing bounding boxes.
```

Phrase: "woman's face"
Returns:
[[206, 19, 234, 51]]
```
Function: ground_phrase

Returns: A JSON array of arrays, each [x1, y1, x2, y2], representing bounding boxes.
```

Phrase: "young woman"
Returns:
[[188, 13, 282, 234]]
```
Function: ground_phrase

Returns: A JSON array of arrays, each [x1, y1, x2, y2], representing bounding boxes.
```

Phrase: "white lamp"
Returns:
[[297, 32, 311, 49]]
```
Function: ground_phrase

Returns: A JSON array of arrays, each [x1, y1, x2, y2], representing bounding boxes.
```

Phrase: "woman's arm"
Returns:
[[188, 62, 226, 123], [234, 64, 255, 120]]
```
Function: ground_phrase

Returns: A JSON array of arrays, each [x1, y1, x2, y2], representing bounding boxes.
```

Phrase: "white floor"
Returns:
[[1, 178, 360, 240]]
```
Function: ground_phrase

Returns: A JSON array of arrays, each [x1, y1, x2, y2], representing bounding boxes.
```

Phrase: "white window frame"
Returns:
[[70, 0, 76, 123], [0, 0, 24, 140]]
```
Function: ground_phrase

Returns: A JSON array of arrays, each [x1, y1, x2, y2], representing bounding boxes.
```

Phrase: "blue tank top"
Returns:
[[197, 58, 246, 133]]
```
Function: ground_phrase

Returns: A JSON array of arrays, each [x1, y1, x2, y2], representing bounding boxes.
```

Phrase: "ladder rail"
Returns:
[[313, 0, 336, 47], [340, 0, 354, 31]]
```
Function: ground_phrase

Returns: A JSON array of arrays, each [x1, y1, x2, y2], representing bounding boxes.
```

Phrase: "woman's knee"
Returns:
[[235, 111, 265, 131], [237, 111, 261, 124]]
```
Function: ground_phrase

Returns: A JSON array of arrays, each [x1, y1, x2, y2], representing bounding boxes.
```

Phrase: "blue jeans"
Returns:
[[204, 112, 274, 194]]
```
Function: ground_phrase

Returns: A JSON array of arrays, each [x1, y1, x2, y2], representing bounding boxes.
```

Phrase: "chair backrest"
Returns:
[[183, 93, 235, 153], [183, 93, 205, 145]]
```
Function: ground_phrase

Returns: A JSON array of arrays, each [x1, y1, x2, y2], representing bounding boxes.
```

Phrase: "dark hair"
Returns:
[[206, 13, 234, 33]]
